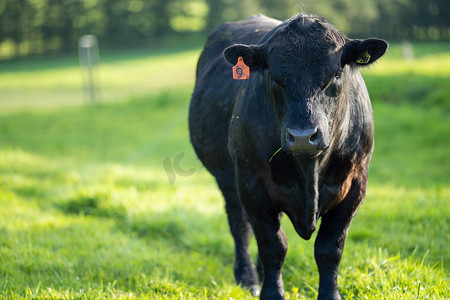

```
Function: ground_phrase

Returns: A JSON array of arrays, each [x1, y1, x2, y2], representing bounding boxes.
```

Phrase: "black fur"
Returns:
[[189, 13, 387, 300]]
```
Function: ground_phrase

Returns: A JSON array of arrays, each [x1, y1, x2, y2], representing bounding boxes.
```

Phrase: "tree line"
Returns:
[[0, 0, 448, 59]]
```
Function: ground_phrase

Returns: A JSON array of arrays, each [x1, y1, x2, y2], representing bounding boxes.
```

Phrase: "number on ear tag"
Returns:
[[232, 57, 250, 80], [356, 51, 371, 64]]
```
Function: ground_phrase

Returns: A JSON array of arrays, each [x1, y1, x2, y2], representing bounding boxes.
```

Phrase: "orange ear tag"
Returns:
[[232, 57, 250, 80]]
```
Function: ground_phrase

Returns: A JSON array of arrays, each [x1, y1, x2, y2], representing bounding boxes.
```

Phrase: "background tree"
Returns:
[[0, 0, 448, 59]]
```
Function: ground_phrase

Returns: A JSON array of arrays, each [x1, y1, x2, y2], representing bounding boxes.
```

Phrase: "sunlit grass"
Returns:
[[0, 49, 199, 112], [0, 147, 447, 299], [1, 143, 448, 299], [366, 43, 450, 76]]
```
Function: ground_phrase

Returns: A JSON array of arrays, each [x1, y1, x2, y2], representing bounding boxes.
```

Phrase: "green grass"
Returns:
[[0, 42, 448, 299], [0, 49, 199, 112], [362, 44, 450, 110]]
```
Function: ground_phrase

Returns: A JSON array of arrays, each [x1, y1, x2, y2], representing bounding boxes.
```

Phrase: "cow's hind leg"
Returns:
[[215, 170, 260, 296]]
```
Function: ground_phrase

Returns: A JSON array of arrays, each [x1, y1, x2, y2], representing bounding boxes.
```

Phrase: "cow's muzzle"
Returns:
[[285, 127, 329, 157]]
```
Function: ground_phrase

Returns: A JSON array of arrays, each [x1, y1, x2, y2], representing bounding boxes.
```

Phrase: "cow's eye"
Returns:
[[335, 68, 343, 79]]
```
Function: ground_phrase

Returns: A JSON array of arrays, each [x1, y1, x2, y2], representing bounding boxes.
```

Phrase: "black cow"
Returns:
[[189, 13, 387, 300]]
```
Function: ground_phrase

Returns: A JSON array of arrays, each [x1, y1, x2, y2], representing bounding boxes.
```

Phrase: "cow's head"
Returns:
[[224, 15, 387, 158]]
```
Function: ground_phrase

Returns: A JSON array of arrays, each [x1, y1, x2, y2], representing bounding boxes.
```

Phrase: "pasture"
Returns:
[[0, 42, 448, 299]]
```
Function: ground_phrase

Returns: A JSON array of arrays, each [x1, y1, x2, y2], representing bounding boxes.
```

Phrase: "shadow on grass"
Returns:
[[55, 191, 234, 259]]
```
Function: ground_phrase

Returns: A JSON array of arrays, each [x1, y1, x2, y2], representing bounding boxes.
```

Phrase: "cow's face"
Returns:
[[225, 16, 387, 158]]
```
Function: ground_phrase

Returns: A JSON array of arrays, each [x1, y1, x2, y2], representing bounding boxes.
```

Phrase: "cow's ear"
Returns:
[[224, 44, 262, 69], [341, 38, 388, 67]]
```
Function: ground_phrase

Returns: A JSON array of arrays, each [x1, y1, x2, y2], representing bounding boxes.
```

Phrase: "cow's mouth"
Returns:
[[292, 149, 323, 158]]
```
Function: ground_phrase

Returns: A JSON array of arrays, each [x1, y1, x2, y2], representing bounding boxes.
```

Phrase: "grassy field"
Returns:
[[0, 42, 448, 299]]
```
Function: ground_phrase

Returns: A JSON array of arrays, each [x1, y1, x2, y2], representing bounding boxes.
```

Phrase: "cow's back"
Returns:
[[189, 15, 281, 175]]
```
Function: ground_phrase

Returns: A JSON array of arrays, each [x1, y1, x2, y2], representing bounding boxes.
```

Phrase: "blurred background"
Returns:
[[0, 0, 449, 59], [0, 0, 448, 299]]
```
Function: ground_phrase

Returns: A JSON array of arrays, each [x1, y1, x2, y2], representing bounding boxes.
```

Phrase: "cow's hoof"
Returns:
[[317, 290, 341, 300], [249, 285, 260, 297], [260, 287, 285, 300]]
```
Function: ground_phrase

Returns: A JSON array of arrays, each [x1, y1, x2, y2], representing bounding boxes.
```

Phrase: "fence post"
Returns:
[[78, 35, 100, 102], [401, 40, 414, 62]]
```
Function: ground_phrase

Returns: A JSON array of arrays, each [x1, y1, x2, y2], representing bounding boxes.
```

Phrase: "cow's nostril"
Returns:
[[309, 129, 319, 143], [287, 131, 296, 143]]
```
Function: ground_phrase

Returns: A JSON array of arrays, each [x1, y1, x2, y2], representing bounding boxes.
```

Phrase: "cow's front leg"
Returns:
[[254, 217, 287, 300], [314, 179, 366, 300], [237, 169, 287, 300]]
